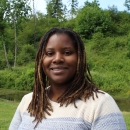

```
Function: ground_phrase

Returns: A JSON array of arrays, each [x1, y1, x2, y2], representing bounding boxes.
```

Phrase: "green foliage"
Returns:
[[84, 0, 100, 8], [0, 0, 130, 97], [124, 0, 130, 11], [91, 32, 105, 51], [75, 6, 113, 39], [69, 0, 78, 19], [0, 0, 8, 35], [17, 44, 36, 65], [63, 18, 76, 29], [46, 0, 64, 20], [14, 68, 34, 91], [107, 8, 130, 36], [7, 50, 14, 65], [85, 35, 130, 96], [0, 49, 6, 69], [5, 0, 31, 25], [18, 13, 60, 47], [0, 64, 34, 91]]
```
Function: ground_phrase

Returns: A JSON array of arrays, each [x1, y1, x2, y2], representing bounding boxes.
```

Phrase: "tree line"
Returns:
[[0, 0, 130, 69]]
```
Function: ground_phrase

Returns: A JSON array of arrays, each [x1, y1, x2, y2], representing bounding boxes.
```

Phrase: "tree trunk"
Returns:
[[3, 39, 12, 70], [14, 18, 17, 68], [33, 0, 36, 48]]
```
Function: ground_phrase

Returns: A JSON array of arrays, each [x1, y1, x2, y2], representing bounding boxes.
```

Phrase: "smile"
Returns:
[[50, 67, 68, 74], [50, 68, 67, 70]]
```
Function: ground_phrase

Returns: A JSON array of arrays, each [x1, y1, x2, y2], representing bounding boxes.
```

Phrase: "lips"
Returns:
[[51, 68, 67, 70], [50, 67, 68, 74]]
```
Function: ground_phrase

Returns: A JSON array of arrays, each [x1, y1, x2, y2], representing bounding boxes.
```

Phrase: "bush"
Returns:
[[17, 44, 36, 65], [75, 6, 112, 39], [0, 66, 34, 91], [14, 68, 34, 91]]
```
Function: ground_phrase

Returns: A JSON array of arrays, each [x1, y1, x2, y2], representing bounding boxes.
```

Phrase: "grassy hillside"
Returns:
[[85, 34, 130, 97]]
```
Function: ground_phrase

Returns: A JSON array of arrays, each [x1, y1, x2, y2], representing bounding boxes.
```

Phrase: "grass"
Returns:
[[123, 112, 130, 130], [0, 99, 129, 130], [0, 99, 18, 130]]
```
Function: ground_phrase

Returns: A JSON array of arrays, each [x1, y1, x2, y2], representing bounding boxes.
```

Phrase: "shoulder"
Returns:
[[87, 90, 117, 105], [85, 90, 121, 116], [95, 91, 115, 103], [95, 91, 118, 108], [80, 90, 122, 118], [20, 92, 33, 105], [18, 92, 33, 115], [22, 92, 33, 100], [90, 91, 127, 129]]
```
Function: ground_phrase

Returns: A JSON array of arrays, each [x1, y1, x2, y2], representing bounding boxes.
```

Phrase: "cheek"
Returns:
[[42, 57, 52, 75], [69, 56, 78, 70]]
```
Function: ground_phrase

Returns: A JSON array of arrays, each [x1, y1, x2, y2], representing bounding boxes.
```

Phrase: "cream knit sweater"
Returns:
[[9, 91, 126, 130]]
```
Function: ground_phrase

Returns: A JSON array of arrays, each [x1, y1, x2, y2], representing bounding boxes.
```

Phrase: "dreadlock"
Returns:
[[27, 27, 101, 127]]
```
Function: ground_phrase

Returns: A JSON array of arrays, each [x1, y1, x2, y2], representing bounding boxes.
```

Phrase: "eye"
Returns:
[[46, 52, 53, 56], [64, 51, 72, 55]]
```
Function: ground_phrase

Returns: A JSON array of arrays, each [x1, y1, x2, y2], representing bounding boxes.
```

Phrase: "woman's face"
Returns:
[[42, 33, 78, 86]]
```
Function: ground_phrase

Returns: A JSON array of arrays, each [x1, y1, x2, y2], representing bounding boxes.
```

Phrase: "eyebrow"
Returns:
[[46, 47, 73, 50]]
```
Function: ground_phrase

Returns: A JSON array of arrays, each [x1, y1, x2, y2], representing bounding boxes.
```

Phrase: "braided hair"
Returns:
[[28, 27, 100, 127]]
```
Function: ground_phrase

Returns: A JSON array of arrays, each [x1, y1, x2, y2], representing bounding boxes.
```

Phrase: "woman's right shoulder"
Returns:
[[18, 92, 33, 115], [22, 92, 33, 99], [20, 92, 33, 106]]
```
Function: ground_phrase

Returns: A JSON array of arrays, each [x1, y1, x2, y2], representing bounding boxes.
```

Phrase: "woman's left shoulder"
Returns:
[[92, 90, 121, 113], [94, 90, 115, 102]]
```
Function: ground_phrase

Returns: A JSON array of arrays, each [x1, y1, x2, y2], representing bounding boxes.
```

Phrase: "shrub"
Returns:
[[17, 44, 36, 65], [0, 66, 34, 91], [14, 68, 34, 91]]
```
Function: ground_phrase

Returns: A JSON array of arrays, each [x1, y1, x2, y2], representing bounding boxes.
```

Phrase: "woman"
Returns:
[[9, 28, 126, 130]]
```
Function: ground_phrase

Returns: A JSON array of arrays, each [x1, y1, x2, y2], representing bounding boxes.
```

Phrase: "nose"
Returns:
[[52, 52, 64, 63]]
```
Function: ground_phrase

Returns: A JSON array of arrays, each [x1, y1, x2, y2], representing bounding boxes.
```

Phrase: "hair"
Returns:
[[27, 27, 101, 127]]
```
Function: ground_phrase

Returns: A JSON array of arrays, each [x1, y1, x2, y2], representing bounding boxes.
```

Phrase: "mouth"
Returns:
[[50, 67, 68, 74], [50, 68, 67, 70], [50, 66, 68, 70]]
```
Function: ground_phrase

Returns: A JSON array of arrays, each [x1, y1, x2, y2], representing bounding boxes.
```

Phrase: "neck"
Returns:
[[48, 84, 69, 102]]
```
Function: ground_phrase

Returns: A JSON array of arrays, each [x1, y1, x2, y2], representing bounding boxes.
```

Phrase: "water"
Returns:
[[0, 93, 130, 112], [115, 98, 130, 112], [0, 92, 28, 102]]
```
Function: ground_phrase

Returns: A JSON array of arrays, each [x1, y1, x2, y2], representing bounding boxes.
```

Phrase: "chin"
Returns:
[[51, 78, 69, 84]]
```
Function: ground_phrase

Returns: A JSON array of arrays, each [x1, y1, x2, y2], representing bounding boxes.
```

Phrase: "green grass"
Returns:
[[0, 100, 129, 130], [0, 99, 18, 130], [123, 112, 130, 130]]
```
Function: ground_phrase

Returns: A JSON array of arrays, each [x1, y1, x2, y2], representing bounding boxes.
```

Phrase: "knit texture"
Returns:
[[9, 91, 126, 130]]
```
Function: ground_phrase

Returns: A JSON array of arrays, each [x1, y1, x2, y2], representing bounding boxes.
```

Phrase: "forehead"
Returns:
[[45, 33, 75, 49]]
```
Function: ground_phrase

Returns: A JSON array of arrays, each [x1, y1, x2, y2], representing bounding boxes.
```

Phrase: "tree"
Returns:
[[0, 0, 12, 69], [124, 0, 130, 11], [75, 3, 113, 39], [0, 0, 7, 35], [69, 0, 78, 19], [84, 0, 100, 8], [46, 0, 64, 20], [32, 0, 36, 48], [3, 40, 12, 70], [6, 0, 31, 68]]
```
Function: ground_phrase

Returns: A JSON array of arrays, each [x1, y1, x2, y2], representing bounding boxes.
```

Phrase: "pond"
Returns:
[[0, 91, 28, 102], [115, 98, 130, 112], [0, 92, 130, 112]]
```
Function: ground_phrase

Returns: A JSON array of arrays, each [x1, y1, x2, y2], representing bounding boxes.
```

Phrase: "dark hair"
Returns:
[[28, 27, 100, 127]]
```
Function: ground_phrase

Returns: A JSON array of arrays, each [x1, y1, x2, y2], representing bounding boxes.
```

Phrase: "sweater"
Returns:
[[9, 91, 126, 130]]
